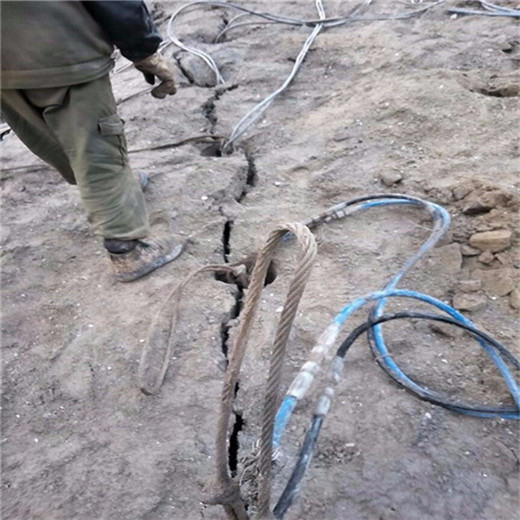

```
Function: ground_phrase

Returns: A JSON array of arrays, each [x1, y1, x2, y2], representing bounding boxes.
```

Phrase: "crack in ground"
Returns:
[[229, 383, 244, 476], [202, 84, 239, 138], [242, 148, 258, 197], [201, 80, 259, 476], [217, 232, 245, 475], [202, 95, 218, 135], [218, 149, 257, 263], [218, 275, 243, 360], [172, 51, 195, 85], [215, 150, 258, 479], [221, 220, 232, 263]]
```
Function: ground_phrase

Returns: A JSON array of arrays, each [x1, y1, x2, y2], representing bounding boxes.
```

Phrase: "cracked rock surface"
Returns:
[[1, 2, 519, 519]]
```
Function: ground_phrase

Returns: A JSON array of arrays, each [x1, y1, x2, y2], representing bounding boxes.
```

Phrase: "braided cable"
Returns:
[[255, 224, 317, 518]]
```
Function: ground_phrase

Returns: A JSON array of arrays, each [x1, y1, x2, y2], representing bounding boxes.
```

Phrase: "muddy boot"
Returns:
[[105, 237, 183, 282]]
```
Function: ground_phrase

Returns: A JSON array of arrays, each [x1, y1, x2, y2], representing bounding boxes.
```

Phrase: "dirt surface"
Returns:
[[2, 2, 519, 519]]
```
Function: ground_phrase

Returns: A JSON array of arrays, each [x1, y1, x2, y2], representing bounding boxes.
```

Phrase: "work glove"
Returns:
[[133, 52, 177, 99]]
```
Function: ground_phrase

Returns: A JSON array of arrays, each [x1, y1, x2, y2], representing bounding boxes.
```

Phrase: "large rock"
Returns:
[[472, 268, 516, 297], [462, 190, 512, 215], [469, 229, 512, 252], [177, 53, 219, 88]]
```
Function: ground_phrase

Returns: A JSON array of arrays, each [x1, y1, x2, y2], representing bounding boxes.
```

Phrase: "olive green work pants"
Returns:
[[1, 75, 150, 240]]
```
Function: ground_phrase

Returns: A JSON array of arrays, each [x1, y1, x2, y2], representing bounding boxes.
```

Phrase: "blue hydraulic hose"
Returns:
[[270, 195, 519, 519], [273, 395, 297, 449], [363, 199, 519, 416], [274, 196, 518, 452], [334, 289, 520, 418], [336, 197, 519, 414]]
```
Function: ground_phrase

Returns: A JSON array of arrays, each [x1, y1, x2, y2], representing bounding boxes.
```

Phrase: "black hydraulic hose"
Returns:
[[273, 415, 324, 520], [362, 312, 520, 415]]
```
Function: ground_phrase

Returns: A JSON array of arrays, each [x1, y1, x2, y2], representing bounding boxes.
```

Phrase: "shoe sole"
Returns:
[[114, 243, 183, 282]]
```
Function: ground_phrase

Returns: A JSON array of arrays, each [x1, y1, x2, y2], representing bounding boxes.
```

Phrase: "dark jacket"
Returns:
[[1, 1, 162, 89]]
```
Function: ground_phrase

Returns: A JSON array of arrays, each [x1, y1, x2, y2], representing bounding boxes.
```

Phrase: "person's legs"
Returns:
[[2, 77, 182, 281], [30, 76, 150, 241], [1, 88, 76, 184]]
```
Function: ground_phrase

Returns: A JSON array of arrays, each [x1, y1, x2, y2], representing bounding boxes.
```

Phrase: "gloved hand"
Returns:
[[133, 52, 177, 99]]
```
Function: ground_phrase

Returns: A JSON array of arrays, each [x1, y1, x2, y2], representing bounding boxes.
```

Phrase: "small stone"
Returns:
[[453, 184, 472, 201], [473, 269, 516, 297], [380, 171, 403, 186], [463, 200, 491, 215], [458, 280, 481, 293], [332, 127, 350, 142], [453, 293, 487, 312], [469, 229, 512, 252], [478, 251, 495, 265], [461, 244, 480, 257], [510, 289, 520, 310], [495, 253, 511, 266], [462, 191, 509, 215]]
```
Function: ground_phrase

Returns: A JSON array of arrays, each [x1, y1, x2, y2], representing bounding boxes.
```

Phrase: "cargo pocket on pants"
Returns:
[[98, 114, 127, 166]]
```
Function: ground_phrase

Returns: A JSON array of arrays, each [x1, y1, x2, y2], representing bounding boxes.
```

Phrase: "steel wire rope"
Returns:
[[221, 1, 327, 154], [255, 223, 318, 518], [165, 0, 445, 152], [447, 0, 520, 17], [138, 263, 241, 395], [207, 223, 317, 520]]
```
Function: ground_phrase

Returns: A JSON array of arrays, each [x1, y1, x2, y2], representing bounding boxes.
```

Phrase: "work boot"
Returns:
[[107, 237, 183, 282]]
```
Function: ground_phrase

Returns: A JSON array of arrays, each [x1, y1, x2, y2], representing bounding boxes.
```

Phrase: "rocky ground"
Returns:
[[1, 1, 519, 519]]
